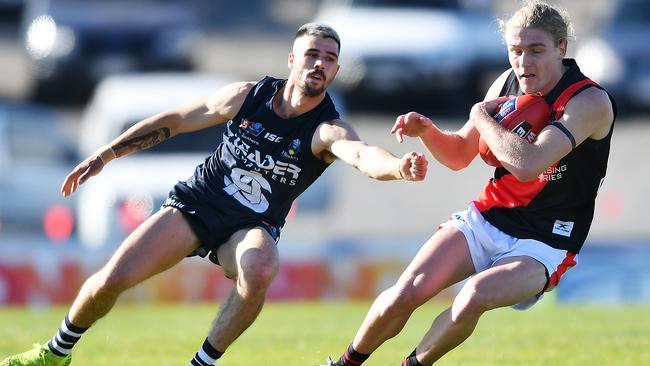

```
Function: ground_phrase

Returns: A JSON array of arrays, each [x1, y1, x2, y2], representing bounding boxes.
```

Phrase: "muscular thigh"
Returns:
[[396, 224, 476, 299], [102, 207, 201, 288], [469, 256, 547, 308], [215, 227, 279, 279]]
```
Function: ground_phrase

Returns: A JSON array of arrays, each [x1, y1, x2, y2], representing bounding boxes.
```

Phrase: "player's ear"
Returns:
[[558, 39, 568, 59], [332, 64, 340, 80], [288, 51, 294, 69]]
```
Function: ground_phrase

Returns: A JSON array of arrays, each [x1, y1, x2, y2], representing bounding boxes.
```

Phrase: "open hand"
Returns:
[[60, 156, 105, 197], [391, 112, 434, 143]]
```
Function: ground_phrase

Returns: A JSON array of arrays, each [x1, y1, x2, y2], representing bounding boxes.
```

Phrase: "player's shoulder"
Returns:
[[207, 81, 255, 103], [568, 85, 613, 116], [315, 118, 358, 142], [575, 84, 611, 104], [228, 81, 257, 97], [205, 81, 255, 100], [319, 118, 353, 133], [204, 81, 257, 119], [564, 83, 614, 137]]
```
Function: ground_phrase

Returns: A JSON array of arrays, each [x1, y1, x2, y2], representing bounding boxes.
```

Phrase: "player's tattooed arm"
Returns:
[[60, 127, 171, 197], [112, 127, 171, 157]]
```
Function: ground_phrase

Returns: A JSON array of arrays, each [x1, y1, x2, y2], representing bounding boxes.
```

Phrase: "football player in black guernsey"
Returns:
[[2, 23, 427, 366]]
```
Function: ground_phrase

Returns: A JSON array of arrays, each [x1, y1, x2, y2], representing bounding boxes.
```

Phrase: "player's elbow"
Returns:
[[444, 153, 473, 171], [447, 159, 470, 171], [446, 145, 477, 171], [155, 111, 183, 137], [356, 147, 394, 180]]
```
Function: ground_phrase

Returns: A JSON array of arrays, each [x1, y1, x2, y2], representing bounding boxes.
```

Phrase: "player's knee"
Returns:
[[239, 255, 279, 290], [451, 278, 493, 322], [92, 267, 132, 298], [379, 283, 429, 317]]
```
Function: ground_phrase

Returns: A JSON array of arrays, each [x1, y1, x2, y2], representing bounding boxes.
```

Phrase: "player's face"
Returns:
[[289, 35, 340, 97], [506, 27, 566, 95]]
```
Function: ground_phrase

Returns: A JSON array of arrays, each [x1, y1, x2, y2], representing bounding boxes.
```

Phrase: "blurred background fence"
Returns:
[[1, 0, 649, 306]]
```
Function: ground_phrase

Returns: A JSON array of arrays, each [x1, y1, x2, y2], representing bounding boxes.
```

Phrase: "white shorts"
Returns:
[[442, 203, 578, 310]]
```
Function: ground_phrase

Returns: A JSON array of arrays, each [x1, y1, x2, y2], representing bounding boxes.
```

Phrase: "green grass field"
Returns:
[[1, 301, 649, 365]]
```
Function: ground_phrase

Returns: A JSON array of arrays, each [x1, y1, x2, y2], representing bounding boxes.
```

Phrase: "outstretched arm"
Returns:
[[391, 112, 479, 171], [60, 81, 255, 197], [390, 70, 513, 171], [312, 119, 427, 181]]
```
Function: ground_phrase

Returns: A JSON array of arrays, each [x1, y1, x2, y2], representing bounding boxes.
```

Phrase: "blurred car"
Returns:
[[314, 0, 507, 106], [0, 102, 78, 239], [19, 0, 200, 103], [575, 0, 650, 113]]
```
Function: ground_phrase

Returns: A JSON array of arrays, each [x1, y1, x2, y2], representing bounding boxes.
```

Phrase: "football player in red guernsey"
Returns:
[[327, 1, 615, 366]]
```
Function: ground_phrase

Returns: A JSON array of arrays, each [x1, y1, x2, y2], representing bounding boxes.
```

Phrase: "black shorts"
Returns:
[[161, 186, 281, 265]]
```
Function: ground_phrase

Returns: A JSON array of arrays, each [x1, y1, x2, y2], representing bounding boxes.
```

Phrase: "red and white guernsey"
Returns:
[[473, 59, 616, 253]]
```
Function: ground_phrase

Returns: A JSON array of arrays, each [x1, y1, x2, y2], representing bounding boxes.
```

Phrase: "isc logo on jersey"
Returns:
[[264, 132, 283, 142]]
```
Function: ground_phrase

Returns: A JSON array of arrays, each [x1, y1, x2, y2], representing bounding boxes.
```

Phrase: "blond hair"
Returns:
[[500, 0, 574, 46]]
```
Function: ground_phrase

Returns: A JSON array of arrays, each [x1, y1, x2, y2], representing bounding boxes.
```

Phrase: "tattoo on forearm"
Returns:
[[113, 127, 171, 156]]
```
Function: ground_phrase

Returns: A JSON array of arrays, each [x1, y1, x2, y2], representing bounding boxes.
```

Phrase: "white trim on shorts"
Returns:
[[442, 203, 578, 310]]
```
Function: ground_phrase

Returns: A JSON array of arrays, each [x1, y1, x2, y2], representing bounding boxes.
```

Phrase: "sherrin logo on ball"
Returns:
[[493, 98, 517, 123], [478, 94, 551, 167]]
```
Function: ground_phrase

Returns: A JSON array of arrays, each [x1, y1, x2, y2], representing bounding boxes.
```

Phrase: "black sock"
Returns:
[[337, 344, 370, 365], [47, 315, 88, 356], [400, 349, 425, 366], [190, 338, 223, 366]]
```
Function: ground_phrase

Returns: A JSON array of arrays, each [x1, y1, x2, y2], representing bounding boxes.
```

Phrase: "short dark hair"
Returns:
[[295, 23, 341, 52]]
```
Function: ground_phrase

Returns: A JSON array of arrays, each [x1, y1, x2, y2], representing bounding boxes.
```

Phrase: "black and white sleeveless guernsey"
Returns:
[[173, 76, 340, 229], [473, 59, 616, 253]]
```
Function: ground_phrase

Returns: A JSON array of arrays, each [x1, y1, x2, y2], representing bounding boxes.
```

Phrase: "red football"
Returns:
[[478, 94, 551, 167]]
